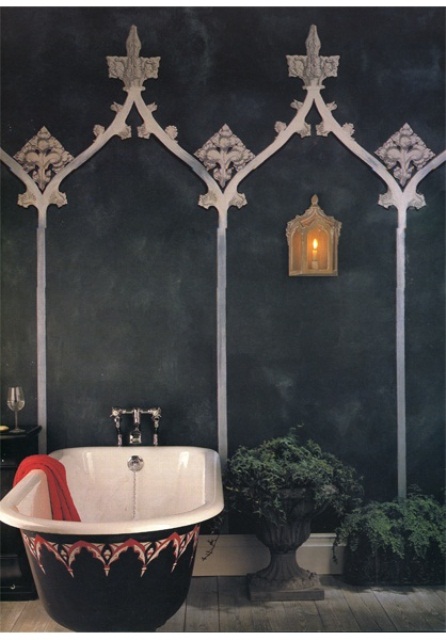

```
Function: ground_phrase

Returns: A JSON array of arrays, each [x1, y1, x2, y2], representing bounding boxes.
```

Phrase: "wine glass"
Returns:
[[7, 386, 26, 433]]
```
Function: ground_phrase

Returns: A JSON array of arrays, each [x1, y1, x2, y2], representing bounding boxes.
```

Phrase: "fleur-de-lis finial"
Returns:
[[107, 25, 160, 91], [287, 25, 340, 88]]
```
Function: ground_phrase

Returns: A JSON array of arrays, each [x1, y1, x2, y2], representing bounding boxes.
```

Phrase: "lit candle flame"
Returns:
[[311, 237, 319, 270]]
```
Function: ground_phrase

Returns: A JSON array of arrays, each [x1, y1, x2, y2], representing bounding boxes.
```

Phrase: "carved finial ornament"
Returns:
[[14, 126, 74, 192], [375, 123, 436, 187], [287, 25, 340, 88], [194, 124, 255, 188], [107, 25, 160, 91]]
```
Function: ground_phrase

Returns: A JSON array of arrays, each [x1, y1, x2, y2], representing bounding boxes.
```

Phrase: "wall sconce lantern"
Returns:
[[286, 195, 342, 276]]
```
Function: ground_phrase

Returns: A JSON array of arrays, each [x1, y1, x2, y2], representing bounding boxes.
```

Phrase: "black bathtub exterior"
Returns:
[[21, 524, 200, 632]]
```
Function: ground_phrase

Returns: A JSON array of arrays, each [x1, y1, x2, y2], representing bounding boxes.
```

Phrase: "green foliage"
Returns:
[[334, 492, 446, 560], [223, 429, 363, 526]]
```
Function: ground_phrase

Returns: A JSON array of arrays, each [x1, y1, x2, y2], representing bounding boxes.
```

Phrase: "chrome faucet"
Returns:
[[110, 406, 161, 446], [130, 408, 142, 445], [111, 408, 124, 446], [150, 407, 161, 446]]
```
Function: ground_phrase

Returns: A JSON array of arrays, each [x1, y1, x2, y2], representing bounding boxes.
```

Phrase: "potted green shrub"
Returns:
[[223, 430, 363, 600], [333, 491, 446, 585]]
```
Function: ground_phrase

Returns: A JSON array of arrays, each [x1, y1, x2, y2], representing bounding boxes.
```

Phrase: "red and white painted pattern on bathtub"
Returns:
[[22, 525, 200, 577]]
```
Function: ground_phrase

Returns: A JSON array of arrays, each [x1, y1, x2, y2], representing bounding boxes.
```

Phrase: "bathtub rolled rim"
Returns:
[[0, 470, 224, 535], [0, 446, 224, 536]]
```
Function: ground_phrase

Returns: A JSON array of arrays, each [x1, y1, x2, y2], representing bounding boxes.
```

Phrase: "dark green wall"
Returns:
[[1, 8, 444, 513]]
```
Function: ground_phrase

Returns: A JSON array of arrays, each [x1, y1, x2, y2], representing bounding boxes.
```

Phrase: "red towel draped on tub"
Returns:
[[14, 454, 81, 522]]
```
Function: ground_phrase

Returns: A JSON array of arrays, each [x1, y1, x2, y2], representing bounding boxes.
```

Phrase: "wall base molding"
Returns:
[[194, 533, 345, 577]]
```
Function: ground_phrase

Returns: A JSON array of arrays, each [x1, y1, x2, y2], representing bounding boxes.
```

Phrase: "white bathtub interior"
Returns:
[[0, 446, 223, 535], [52, 447, 212, 522]]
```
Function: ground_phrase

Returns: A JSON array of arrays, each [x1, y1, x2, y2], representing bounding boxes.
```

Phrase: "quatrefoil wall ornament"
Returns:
[[194, 124, 255, 188]]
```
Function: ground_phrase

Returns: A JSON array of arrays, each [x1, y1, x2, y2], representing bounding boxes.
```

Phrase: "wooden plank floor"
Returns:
[[1, 576, 444, 633]]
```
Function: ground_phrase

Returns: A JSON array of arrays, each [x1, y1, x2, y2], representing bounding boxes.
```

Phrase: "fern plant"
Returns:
[[334, 491, 446, 584], [335, 492, 446, 558], [223, 430, 363, 526]]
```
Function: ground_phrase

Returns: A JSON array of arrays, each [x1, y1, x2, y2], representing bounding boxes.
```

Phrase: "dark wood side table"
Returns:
[[0, 425, 41, 600]]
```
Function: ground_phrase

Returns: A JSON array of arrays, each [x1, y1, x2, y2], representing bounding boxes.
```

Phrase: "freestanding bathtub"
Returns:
[[0, 446, 224, 632]]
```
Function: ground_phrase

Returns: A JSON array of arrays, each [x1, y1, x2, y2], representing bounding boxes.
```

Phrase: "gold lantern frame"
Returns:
[[286, 195, 342, 276]]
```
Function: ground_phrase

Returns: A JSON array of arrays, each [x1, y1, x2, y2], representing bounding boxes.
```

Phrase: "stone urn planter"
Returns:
[[249, 493, 325, 601], [223, 430, 363, 602]]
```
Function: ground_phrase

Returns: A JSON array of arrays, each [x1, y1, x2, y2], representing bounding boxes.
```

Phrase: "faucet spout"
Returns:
[[149, 407, 161, 446], [111, 408, 123, 446], [129, 408, 142, 445]]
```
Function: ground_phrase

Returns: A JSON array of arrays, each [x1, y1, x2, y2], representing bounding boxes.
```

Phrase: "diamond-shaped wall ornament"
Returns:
[[194, 124, 255, 188], [14, 126, 74, 192], [375, 123, 435, 187]]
